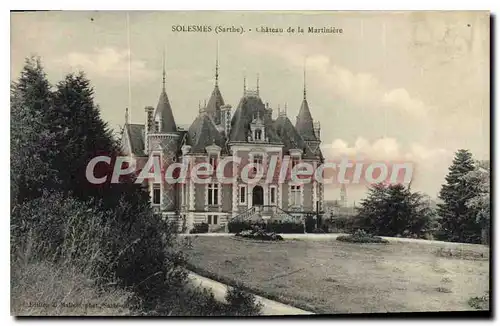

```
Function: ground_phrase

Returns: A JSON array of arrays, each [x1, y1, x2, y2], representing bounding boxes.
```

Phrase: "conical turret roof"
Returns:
[[154, 90, 177, 133], [295, 98, 317, 141], [274, 114, 315, 158], [206, 85, 225, 115]]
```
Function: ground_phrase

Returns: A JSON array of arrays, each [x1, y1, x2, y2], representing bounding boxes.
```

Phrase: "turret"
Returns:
[[147, 50, 180, 213], [152, 49, 177, 133], [295, 64, 321, 153], [205, 42, 226, 125]]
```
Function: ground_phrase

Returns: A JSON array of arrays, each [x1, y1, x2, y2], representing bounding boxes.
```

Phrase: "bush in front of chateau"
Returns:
[[336, 229, 389, 244], [189, 222, 209, 234], [228, 220, 304, 234], [235, 227, 284, 241]]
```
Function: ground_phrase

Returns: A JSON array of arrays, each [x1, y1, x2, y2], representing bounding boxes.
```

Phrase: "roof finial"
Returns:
[[284, 102, 288, 115], [243, 73, 246, 94], [256, 73, 260, 95], [125, 107, 129, 124], [162, 46, 166, 92], [215, 40, 219, 86], [303, 58, 307, 100]]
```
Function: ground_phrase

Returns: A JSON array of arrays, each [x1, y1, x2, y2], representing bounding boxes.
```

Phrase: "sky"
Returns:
[[10, 11, 490, 202]]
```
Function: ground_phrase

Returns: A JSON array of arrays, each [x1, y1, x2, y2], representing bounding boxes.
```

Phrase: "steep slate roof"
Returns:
[[125, 123, 146, 156], [273, 115, 315, 158], [295, 98, 318, 141], [154, 90, 177, 133], [205, 85, 225, 117], [228, 95, 282, 144], [187, 111, 226, 154]]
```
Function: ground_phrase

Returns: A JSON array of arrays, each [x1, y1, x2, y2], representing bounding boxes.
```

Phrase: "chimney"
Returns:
[[220, 104, 232, 137], [313, 121, 321, 140], [144, 106, 154, 153]]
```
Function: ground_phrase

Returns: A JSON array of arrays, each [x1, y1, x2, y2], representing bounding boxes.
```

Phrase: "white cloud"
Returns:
[[54, 47, 155, 81], [245, 40, 432, 119], [307, 54, 431, 119], [323, 136, 451, 163], [321, 137, 454, 197], [323, 137, 405, 161]]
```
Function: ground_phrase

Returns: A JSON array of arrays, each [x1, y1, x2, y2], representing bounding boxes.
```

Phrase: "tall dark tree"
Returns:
[[51, 72, 118, 202], [355, 183, 388, 234], [464, 160, 490, 244], [12, 59, 188, 312], [11, 57, 60, 205], [437, 149, 483, 243], [355, 183, 434, 238]]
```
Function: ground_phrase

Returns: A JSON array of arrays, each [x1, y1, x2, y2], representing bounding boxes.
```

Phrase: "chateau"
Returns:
[[121, 55, 324, 233]]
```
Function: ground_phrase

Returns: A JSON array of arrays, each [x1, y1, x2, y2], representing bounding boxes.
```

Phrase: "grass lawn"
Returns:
[[182, 236, 489, 314]]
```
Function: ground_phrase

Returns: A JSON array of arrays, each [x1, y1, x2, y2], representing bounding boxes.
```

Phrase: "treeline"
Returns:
[[350, 149, 490, 244], [10, 57, 260, 316]]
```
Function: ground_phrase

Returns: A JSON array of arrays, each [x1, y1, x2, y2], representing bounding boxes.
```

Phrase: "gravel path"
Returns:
[[182, 233, 483, 247]]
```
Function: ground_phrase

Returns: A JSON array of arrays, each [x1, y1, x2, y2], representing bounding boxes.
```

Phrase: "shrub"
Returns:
[[336, 229, 389, 244], [11, 192, 188, 314], [228, 221, 304, 233], [324, 215, 356, 233], [468, 292, 489, 310], [434, 247, 488, 261], [11, 191, 109, 270], [225, 286, 263, 316], [312, 227, 326, 234], [190, 222, 209, 234], [235, 227, 284, 241], [267, 221, 304, 233], [10, 260, 133, 316]]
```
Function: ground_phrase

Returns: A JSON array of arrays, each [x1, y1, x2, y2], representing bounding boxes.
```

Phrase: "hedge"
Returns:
[[190, 222, 209, 234]]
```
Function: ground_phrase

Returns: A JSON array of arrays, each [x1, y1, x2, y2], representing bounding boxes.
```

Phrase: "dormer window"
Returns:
[[154, 121, 160, 132], [250, 111, 266, 143]]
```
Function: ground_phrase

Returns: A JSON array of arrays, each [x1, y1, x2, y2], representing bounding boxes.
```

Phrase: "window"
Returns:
[[253, 154, 263, 165], [151, 153, 162, 174], [239, 186, 247, 204], [209, 155, 217, 169], [181, 183, 187, 206], [154, 121, 160, 132], [253, 154, 263, 173], [207, 215, 218, 225], [153, 184, 161, 205], [270, 186, 277, 205], [290, 185, 301, 206], [208, 183, 219, 205], [291, 157, 300, 168], [254, 129, 262, 140]]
